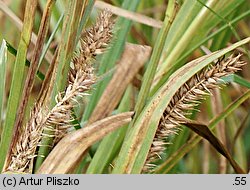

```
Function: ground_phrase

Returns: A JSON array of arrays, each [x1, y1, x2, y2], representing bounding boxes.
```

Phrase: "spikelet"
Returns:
[[55, 9, 114, 142], [7, 10, 115, 173], [143, 54, 246, 172], [7, 105, 45, 173]]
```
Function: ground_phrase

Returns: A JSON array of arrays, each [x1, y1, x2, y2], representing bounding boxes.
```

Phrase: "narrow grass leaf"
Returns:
[[151, 9, 250, 96], [12, 0, 56, 154], [38, 13, 64, 68], [0, 40, 7, 127], [94, 0, 163, 28], [76, 0, 95, 43], [156, 0, 245, 83], [221, 74, 250, 89], [132, 0, 177, 121], [5, 41, 45, 80]]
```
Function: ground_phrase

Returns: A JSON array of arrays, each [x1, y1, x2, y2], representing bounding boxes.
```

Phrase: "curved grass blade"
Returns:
[[112, 37, 250, 173], [132, 0, 177, 122], [37, 112, 133, 174], [150, 9, 250, 97], [155, 0, 245, 84]]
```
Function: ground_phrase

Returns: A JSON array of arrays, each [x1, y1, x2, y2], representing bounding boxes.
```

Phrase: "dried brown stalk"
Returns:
[[143, 54, 246, 172], [6, 10, 115, 173], [94, 0, 163, 28]]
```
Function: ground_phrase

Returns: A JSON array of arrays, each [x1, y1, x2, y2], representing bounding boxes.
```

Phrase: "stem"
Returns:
[[133, 0, 177, 122]]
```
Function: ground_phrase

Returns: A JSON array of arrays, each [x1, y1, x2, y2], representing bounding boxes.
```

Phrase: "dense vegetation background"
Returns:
[[0, 0, 249, 174]]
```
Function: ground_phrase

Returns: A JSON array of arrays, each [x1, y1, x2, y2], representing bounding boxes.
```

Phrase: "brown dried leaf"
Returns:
[[184, 120, 246, 174], [37, 112, 133, 174], [89, 43, 151, 124], [94, 1, 163, 28]]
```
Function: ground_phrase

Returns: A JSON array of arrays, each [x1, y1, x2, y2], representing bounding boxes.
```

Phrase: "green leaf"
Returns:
[[221, 74, 250, 89], [132, 0, 177, 121], [6, 41, 45, 80], [0, 40, 7, 127], [86, 87, 131, 173], [156, 0, 245, 83], [38, 13, 64, 69]]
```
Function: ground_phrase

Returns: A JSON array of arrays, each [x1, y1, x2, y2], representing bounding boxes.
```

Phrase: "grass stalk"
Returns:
[[132, 0, 177, 121]]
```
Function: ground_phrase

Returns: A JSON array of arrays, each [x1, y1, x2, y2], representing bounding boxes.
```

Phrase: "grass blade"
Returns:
[[12, 0, 56, 151], [38, 13, 64, 68], [5, 41, 45, 80], [221, 74, 250, 89], [94, 0, 163, 28], [0, 40, 7, 127], [112, 37, 250, 173], [132, 0, 177, 121], [76, 0, 95, 43], [156, 0, 245, 83], [150, 9, 250, 97]]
